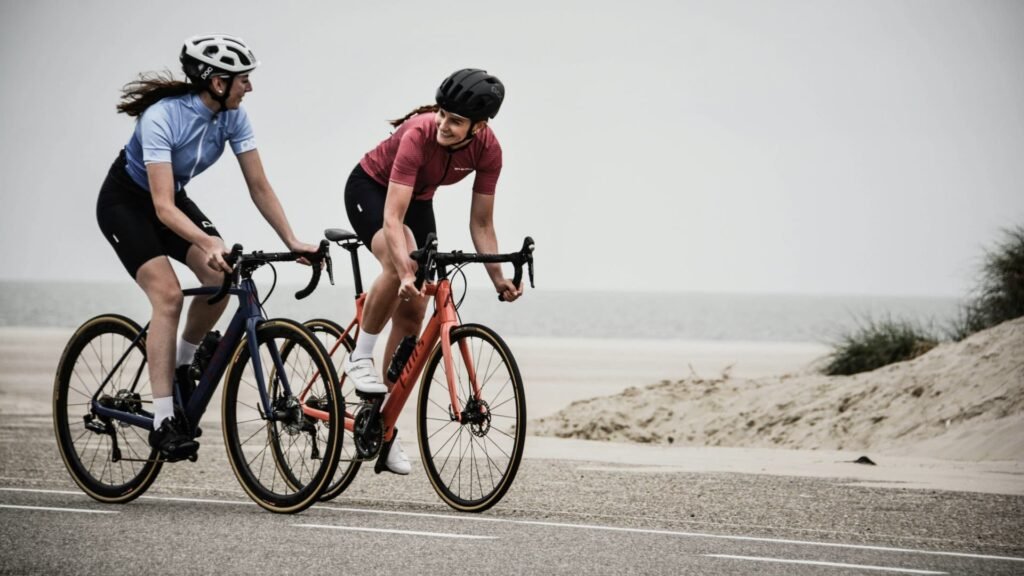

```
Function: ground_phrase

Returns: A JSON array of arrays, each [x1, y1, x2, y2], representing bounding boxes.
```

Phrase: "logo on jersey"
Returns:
[[454, 167, 473, 172]]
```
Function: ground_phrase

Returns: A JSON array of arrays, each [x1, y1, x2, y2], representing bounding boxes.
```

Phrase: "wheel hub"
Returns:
[[462, 398, 492, 437], [273, 395, 305, 435]]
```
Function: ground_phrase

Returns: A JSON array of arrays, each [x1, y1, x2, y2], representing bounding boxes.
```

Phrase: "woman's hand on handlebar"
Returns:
[[287, 239, 321, 266], [494, 278, 522, 302], [398, 264, 423, 302], [202, 237, 232, 274]]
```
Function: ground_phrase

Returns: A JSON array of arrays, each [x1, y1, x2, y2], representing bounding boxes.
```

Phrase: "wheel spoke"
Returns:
[[222, 320, 343, 512], [419, 327, 524, 510]]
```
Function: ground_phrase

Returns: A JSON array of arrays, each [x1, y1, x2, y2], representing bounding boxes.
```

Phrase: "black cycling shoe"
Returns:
[[149, 415, 199, 462], [189, 331, 221, 381]]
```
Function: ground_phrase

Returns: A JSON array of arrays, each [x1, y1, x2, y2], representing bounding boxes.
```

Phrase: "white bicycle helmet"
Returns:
[[180, 34, 258, 83]]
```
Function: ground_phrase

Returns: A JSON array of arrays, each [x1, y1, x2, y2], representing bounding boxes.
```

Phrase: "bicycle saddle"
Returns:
[[324, 228, 359, 242]]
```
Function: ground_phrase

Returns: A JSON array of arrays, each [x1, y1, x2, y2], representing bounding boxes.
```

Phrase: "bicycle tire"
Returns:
[[53, 314, 162, 503], [417, 323, 526, 512], [276, 318, 362, 501], [221, 318, 342, 514]]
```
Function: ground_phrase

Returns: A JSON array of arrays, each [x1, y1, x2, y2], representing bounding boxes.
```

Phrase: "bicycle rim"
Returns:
[[53, 314, 161, 503], [417, 323, 526, 512], [299, 318, 362, 501], [222, 318, 342, 513]]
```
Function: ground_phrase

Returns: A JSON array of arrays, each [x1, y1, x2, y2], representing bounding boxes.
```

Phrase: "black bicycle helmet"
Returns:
[[435, 69, 504, 122]]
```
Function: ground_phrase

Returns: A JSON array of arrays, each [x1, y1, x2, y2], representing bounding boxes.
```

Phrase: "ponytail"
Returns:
[[389, 104, 439, 128], [117, 71, 199, 117]]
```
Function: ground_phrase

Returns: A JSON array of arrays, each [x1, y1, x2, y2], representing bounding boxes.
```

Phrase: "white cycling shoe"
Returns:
[[343, 354, 388, 395], [384, 437, 411, 475]]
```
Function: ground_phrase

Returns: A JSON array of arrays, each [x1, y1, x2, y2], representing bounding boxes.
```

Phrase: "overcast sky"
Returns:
[[1, 0, 1022, 297]]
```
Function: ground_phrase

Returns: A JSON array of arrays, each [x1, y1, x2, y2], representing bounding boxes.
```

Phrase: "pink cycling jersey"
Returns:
[[359, 113, 502, 200]]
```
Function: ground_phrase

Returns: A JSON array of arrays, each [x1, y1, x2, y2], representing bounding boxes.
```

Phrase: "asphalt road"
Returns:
[[2, 412, 1023, 576]]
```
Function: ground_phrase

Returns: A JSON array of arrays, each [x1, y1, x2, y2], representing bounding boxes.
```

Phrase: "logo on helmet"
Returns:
[[200, 66, 213, 80], [491, 85, 503, 97]]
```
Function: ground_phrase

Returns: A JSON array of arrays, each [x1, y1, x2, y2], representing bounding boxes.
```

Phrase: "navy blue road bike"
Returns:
[[53, 242, 343, 514]]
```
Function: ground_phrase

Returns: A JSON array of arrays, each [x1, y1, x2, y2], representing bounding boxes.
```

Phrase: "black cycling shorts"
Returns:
[[344, 163, 435, 249], [96, 149, 221, 278]]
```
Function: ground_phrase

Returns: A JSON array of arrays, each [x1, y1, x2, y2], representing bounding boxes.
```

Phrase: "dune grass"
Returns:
[[948, 225, 1024, 341], [824, 225, 1022, 375], [823, 317, 938, 376]]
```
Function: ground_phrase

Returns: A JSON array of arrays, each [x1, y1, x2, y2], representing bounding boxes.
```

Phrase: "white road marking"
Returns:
[[3, 487, 1021, 564], [295, 523, 496, 540], [0, 488, 83, 496], [706, 554, 947, 574], [0, 504, 118, 514], [0, 488, 250, 506], [317, 505, 1024, 563]]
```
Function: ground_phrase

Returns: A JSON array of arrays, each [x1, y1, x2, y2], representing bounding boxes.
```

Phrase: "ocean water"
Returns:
[[0, 280, 962, 344]]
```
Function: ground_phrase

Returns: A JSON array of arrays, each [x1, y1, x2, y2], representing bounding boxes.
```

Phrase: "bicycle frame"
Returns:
[[89, 278, 298, 434], [300, 277, 480, 443]]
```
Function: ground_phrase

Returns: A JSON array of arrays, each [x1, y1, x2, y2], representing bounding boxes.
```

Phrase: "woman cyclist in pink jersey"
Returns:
[[342, 69, 522, 474], [96, 35, 318, 460]]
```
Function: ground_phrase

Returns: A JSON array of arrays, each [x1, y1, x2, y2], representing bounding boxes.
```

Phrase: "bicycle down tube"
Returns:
[[87, 280, 287, 432]]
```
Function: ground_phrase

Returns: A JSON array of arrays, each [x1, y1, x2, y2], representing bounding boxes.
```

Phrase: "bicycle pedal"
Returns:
[[158, 441, 200, 463], [373, 436, 396, 475]]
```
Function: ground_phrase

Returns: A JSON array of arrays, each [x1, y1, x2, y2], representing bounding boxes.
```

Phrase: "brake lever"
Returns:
[[325, 248, 335, 286], [412, 233, 438, 291], [524, 236, 536, 288], [295, 240, 330, 300], [209, 244, 243, 305], [499, 236, 535, 302]]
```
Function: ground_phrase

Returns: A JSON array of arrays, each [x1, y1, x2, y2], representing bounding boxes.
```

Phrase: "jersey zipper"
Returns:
[[436, 152, 453, 189], [416, 150, 453, 199], [187, 121, 212, 190]]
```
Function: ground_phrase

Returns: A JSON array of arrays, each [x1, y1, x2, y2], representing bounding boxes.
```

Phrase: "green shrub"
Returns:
[[949, 225, 1024, 340], [824, 317, 938, 376]]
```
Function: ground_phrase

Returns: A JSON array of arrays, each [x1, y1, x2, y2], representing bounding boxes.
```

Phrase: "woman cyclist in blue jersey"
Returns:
[[96, 34, 317, 460]]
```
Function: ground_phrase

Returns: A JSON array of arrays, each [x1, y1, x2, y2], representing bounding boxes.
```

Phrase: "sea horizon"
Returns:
[[0, 280, 963, 344]]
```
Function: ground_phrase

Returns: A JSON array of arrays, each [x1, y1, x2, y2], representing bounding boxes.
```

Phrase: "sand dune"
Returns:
[[531, 317, 1024, 462]]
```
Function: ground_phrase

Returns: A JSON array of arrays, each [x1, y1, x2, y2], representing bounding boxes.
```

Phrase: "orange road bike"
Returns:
[[280, 229, 534, 512]]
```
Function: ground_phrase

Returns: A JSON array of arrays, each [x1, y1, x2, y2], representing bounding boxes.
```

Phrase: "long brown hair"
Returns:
[[117, 71, 199, 117], [389, 104, 438, 128]]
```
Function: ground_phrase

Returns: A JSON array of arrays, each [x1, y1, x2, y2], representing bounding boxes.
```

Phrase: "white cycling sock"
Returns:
[[153, 396, 175, 430], [351, 330, 380, 361], [176, 338, 199, 367]]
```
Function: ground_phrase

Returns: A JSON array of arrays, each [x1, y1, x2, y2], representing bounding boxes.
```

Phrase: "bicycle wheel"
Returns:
[[294, 319, 362, 501], [221, 318, 342, 514], [417, 323, 526, 512], [53, 314, 162, 503]]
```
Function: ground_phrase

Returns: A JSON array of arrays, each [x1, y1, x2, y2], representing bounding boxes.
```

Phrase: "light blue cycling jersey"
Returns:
[[124, 92, 257, 192]]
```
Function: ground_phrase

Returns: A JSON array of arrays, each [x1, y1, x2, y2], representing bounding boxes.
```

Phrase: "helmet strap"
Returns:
[[444, 120, 480, 152], [208, 75, 235, 119]]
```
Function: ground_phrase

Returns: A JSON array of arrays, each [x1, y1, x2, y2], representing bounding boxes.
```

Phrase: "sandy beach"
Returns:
[[2, 323, 1021, 496]]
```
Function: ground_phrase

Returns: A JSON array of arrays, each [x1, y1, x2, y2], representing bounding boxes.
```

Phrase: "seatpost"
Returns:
[[342, 241, 364, 297]]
